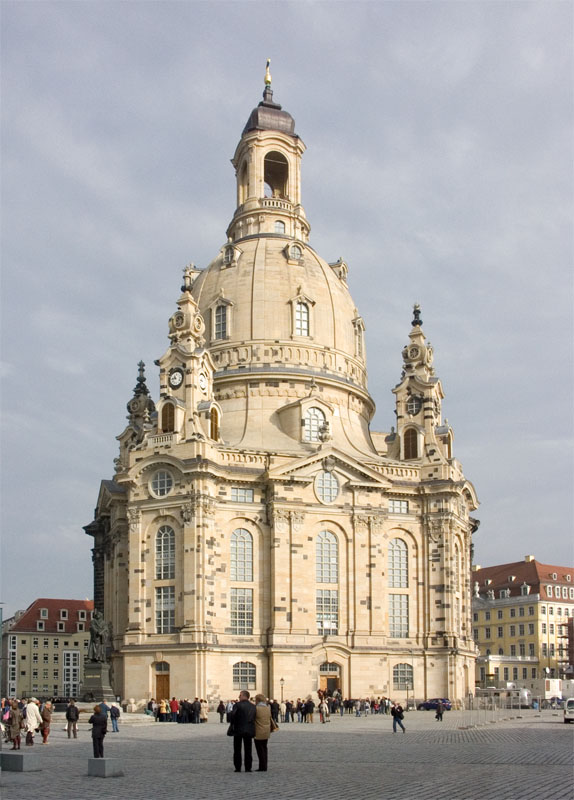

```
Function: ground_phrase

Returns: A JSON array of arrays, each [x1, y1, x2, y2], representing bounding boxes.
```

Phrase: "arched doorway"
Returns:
[[155, 661, 170, 699], [319, 662, 340, 695]]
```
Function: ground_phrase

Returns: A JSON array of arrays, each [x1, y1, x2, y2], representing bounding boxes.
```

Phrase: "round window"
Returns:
[[315, 470, 339, 504], [150, 470, 174, 497]]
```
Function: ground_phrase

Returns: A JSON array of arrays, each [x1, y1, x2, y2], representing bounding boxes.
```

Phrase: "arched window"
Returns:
[[290, 243, 303, 260], [295, 301, 309, 336], [264, 151, 288, 198], [210, 407, 219, 440], [239, 161, 249, 204], [304, 407, 325, 442], [393, 663, 413, 690], [161, 403, 175, 433], [316, 531, 338, 583], [156, 525, 175, 580], [274, 220, 285, 234], [404, 428, 418, 459], [214, 305, 227, 339], [231, 528, 253, 582], [389, 538, 408, 588], [233, 661, 256, 690]]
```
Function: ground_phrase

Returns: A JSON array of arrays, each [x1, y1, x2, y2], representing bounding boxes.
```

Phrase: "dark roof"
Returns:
[[242, 86, 295, 137], [10, 598, 94, 634]]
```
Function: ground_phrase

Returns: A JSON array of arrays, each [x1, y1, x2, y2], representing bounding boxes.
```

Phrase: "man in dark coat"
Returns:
[[230, 690, 256, 772], [88, 704, 108, 758], [270, 699, 280, 723]]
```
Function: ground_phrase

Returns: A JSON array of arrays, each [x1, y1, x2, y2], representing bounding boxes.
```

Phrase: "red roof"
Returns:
[[10, 598, 94, 634], [472, 559, 574, 602]]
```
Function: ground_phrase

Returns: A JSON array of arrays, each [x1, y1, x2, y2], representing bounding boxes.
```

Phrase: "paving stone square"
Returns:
[[1, 709, 572, 800]]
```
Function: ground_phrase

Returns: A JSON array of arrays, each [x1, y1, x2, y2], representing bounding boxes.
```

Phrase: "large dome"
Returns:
[[185, 81, 376, 456], [193, 235, 367, 391]]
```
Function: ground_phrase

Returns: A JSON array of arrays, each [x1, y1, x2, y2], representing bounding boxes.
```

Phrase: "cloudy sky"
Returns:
[[1, 1, 572, 619]]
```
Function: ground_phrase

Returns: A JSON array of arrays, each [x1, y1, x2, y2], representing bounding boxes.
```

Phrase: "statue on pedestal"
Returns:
[[87, 609, 108, 662]]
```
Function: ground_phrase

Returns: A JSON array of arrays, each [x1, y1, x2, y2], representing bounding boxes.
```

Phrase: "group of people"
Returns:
[[146, 697, 209, 723], [0, 696, 121, 752], [224, 691, 407, 772], [1, 697, 51, 748]]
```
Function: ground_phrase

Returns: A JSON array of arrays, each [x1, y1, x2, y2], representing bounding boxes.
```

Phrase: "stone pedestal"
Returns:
[[1, 751, 42, 772], [80, 662, 116, 702], [88, 758, 124, 777]]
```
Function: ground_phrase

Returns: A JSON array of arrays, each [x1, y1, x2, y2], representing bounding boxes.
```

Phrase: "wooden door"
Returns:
[[156, 673, 170, 698]]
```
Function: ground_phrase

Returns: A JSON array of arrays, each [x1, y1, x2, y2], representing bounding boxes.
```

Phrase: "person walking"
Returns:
[[217, 700, 226, 723], [88, 704, 108, 758], [435, 700, 444, 721], [66, 700, 80, 738], [254, 693, 273, 772], [391, 701, 406, 733], [230, 690, 256, 772]]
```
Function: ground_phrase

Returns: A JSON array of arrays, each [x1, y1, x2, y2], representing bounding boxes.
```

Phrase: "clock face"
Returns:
[[406, 396, 422, 416], [198, 372, 208, 392], [169, 369, 184, 389]]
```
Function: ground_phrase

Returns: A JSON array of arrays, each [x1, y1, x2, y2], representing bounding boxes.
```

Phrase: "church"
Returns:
[[85, 66, 479, 705]]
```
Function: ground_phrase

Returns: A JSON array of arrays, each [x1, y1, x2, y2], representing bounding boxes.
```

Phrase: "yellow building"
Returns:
[[1, 598, 94, 699], [85, 70, 479, 705], [472, 556, 574, 688]]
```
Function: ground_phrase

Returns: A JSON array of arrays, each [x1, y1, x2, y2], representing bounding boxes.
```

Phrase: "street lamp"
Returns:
[[280, 677, 285, 703]]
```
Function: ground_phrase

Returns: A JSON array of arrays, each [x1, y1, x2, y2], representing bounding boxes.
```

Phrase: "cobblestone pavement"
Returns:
[[1, 709, 572, 800]]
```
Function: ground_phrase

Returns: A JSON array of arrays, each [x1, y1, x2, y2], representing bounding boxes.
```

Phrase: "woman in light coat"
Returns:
[[254, 694, 273, 771], [24, 698, 43, 745]]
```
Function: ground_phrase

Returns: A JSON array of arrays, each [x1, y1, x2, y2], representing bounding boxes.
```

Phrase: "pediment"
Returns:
[[266, 446, 392, 488], [95, 479, 126, 514]]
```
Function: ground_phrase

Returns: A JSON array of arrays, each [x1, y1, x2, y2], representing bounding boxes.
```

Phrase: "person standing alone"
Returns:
[[88, 704, 107, 758], [66, 699, 79, 738]]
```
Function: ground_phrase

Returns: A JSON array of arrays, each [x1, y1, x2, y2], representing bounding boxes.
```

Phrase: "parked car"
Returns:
[[417, 698, 452, 711], [563, 698, 574, 723]]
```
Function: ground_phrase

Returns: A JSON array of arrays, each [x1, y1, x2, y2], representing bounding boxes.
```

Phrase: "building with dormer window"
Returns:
[[85, 67, 479, 704], [1, 598, 94, 699], [472, 556, 574, 689]]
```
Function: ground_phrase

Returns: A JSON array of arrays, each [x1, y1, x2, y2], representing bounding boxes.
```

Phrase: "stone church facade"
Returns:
[[86, 70, 479, 704]]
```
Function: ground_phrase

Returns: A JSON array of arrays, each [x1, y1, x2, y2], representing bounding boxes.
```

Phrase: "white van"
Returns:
[[564, 698, 574, 723]]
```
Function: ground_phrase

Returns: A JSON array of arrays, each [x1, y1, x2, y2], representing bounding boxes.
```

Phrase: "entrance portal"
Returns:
[[155, 661, 170, 699], [319, 661, 340, 695]]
